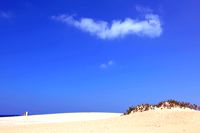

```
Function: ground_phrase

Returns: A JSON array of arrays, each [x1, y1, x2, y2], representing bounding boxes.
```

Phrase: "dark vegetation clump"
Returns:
[[124, 100, 200, 115]]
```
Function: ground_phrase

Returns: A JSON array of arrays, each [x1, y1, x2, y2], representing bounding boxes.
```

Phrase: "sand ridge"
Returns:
[[0, 112, 121, 125]]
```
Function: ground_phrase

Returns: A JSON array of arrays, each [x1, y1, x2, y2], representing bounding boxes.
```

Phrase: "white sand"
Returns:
[[0, 109, 200, 133], [0, 112, 121, 125]]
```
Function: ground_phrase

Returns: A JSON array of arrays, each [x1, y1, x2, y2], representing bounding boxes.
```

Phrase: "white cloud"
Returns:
[[0, 11, 11, 18], [100, 60, 114, 69], [52, 13, 162, 39]]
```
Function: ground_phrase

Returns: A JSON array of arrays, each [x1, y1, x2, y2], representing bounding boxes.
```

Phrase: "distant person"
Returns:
[[22, 111, 28, 116]]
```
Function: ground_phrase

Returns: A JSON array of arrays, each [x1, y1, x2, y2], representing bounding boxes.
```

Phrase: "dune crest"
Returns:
[[124, 100, 200, 115]]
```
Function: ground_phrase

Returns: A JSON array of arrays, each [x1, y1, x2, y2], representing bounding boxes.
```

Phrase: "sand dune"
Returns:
[[0, 109, 200, 133], [0, 112, 121, 125]]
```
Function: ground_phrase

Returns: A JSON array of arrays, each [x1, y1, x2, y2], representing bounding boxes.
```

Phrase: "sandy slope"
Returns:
[[0, 112, 121, 125], [0, 109, 200, 133]]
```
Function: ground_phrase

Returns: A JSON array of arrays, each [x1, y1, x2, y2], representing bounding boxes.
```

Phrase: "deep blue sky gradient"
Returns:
[[0, 0, 200, 114]]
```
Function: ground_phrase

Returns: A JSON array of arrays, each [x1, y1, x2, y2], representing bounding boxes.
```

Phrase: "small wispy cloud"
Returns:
[[52, 11, 162, 40], [100, 60, 114, 69], [135, 5, 153, 13], [0, 11, 11, 18]]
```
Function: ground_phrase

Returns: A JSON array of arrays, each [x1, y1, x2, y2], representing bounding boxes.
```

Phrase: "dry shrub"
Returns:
[[124, 100, 200, 115]]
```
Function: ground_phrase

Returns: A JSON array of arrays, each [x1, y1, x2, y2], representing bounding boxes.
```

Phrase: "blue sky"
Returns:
[[0, 0, 200, 114]]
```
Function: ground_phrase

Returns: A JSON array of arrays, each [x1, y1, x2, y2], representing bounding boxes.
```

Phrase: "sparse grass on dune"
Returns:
[[124, 100, 200, 115]]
